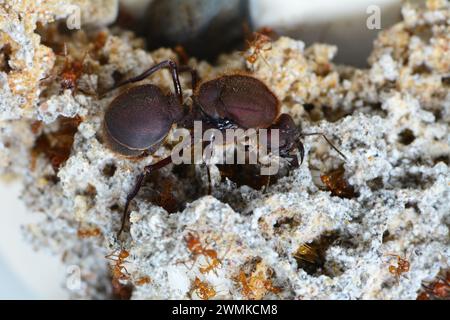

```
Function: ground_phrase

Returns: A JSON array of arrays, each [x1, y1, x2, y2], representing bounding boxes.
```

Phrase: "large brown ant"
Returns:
[[101, 60, 346, 237], [106, 249, 132, 299]]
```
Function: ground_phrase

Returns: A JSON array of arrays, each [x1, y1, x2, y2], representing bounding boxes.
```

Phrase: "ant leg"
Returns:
[[118, 155, 173, 237], [118, 173, 146, 237], [206, 165, 212, 195], [121, 266, 130, 275], [178, 65, 199, 90], [301, 132, 347, 160], [263, 175, 271, 193], [112, 60, 183, 103], [118, 137, 208, 237], [280, 138, 302, 169], [296, 138, 305, 165], [105, 253, 120, 261], [142, 156, 173, 181]]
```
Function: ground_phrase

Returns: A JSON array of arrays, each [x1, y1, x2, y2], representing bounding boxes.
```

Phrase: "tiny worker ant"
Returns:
[[243, 27, 276, 66], [245, 33, 272, 65], [40, 44, 87, 94], [102, 60, 346, 237], [106, 249, 132, 299], [190, 277, 216, 300], [77, 227, 101, 239], [235, 268, 281, 300], [386, 253, 410, 281], [320, 166, 355, 199], [135, 276, 151, 286], [59, 52, 87, 92], [183, 231, 223, 274], [106, 249, 130, 281]]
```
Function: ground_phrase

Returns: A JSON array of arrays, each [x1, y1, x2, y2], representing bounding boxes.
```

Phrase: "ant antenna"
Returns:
[[301, 132, 347, 161]]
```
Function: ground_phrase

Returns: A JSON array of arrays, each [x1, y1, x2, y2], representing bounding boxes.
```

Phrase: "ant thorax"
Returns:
[[170, 121, 283, 175]]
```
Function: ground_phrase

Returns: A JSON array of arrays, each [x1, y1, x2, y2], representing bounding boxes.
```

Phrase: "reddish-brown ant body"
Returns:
[[106, 249, 130, 281], [244, 28, 275, 65], [320, 166, 355, 199], [106, 249, 132, 299], [386, 253, 410, 280], [190, 277, 216, 300], [77, 227, 101, 239], [183, 231, 222, 274]]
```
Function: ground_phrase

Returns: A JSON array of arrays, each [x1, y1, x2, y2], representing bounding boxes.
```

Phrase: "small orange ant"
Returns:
[[385, 253, 410, 280], [199, 250, 221, 274], [242, 27, 275, 66], [236, 269, 281, 300], [244, 32, 273, 66], [320, 166, 355, 199], [184, 231, 223, 274], [190, 277, 216, 300], [77, 227, 101, 239], [237, 271, 253, 298], [185, 231, 205, 257], [135, 276, 151, 286], [106, 249, 130, 281], [40, 43, 87, 94], [59, 48, 87, 93], [106, 249, 132, 299]]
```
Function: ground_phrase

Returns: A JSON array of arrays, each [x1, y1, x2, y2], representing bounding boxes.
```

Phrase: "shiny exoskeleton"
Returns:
[[103, 60, 344, 237]]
